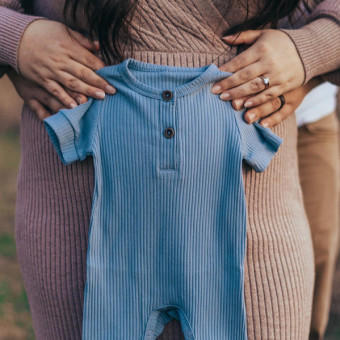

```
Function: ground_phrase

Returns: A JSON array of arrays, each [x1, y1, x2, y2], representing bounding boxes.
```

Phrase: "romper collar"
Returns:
[[118, 58, 231, 100]]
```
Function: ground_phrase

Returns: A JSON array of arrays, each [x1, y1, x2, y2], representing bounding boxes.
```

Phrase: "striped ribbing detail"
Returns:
[[0, 6, 44, 72], [243, 113, 314, 340], [15, 103, 94, 340], [14, 55, 314, 340], [81, 63, 248, 339], [121, 50, 234, 68], [280, 18, 340, 85]]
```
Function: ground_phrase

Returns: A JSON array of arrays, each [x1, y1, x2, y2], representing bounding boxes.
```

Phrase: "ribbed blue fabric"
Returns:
[[44, 58, 282, 340]]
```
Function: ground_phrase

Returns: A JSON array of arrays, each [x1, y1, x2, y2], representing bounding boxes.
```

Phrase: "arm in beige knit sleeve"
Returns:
[[210, 0, 340, 110], [279, 0, 340, 85]]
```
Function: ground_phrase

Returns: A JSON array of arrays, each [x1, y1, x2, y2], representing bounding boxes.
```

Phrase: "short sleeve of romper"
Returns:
[[233, 112, 283, 172], [43, 98, 99, 165]]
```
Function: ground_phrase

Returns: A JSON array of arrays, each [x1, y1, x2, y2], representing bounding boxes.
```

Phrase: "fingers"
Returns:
[[66, 88, 88, 105], [68, 28, 100, 52], [38, 91, 65, 113], [43, 79, 78, 108], [222, 30, 262, 45], [231, 96, 251, 111], [259, 103, 293, 128], [63, 60, 116, 95], [214, 46, 259, 76], [70, 47, 106, 71], [243, 97, 282, 124], [56, 71, 111, 99], [214, 74, 267, 101], [27, 98, 51, 120], [212, 62, 264, 95], [220, 76, 266, 101], [241, 95, 293, 128], [243, 86, 282, 108]]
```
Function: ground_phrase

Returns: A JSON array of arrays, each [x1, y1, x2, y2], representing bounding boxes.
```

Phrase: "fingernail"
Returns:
[[70, 102, 77, 108], [244, 101, 253, 108], [261, 122, 270, 128], [247, 112, 256, 122], [211, 85, 222, 94], [222, 35, 234, 40], [76, 97, 82, 105], [106, 85, 116, 94], [234, 99, 244, 110], [95, 91, 105, 99], [220, 92, 230, 100]]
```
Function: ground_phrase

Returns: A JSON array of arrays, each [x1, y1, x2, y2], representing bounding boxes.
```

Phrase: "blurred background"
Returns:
[[0, 75, 339, 339]]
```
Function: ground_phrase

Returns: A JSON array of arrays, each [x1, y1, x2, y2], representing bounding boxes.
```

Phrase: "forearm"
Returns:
[[278, 0, 340, 85], [0, 3, 44, 75]]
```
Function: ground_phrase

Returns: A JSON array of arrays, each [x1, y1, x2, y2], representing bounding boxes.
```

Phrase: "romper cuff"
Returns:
[[248, 122, 282, 173], [44, 112, 79, 165]]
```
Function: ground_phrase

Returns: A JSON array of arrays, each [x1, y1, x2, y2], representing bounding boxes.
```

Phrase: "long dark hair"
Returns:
[[62, 0, 305, 64]]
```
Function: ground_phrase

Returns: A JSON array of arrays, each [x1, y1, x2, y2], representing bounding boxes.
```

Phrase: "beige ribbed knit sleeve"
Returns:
[[280, 0, 340, 85], [0, 0, 44, 77]]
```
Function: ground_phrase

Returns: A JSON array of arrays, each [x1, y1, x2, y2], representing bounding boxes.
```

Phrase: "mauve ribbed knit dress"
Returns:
[[1, 0, 339, 339]]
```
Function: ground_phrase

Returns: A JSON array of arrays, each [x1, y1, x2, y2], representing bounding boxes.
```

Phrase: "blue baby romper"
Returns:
[[44, 58, 282, 340]]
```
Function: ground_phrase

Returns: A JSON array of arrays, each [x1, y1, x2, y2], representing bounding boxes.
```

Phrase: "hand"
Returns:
[[211, 29, 305, 108], [17, 20, 116, 109], [7, 68, 88, 120], [231, 77, 322, 128]]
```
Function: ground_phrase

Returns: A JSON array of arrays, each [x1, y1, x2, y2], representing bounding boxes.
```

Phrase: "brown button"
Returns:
[[162, 90, 173, 101], [164, 127, 175, 139]]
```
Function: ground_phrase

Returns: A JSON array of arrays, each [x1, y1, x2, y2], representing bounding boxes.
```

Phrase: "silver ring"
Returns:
[[259, 76, 270, 90]]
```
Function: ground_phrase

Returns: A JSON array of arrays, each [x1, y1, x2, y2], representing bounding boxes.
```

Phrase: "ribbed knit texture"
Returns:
[[311, 0, 340, 23], [280, 18, 340, 84], [4, 0, 318, 339], [43, 59, 282, 339], [0, 5, 43, 72]]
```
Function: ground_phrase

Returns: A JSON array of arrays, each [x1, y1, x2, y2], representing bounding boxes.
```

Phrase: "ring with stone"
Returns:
[[259, 76, 270, 90]]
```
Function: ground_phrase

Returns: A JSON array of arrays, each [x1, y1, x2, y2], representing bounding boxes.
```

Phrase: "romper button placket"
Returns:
[[162, 90, 173, 101], [164, 127, 175, 139]]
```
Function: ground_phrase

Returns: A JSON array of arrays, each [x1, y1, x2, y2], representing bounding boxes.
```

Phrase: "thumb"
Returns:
[[222, 30, 262, 45], [68, 29, 100, 52]]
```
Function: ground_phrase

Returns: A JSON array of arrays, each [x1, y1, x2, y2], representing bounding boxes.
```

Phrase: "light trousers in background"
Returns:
[[297, 112, 340, 340]]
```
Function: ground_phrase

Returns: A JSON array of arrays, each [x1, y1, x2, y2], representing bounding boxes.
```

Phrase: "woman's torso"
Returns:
[[16, 1, 315, 339], [31, 0, 265, 67]]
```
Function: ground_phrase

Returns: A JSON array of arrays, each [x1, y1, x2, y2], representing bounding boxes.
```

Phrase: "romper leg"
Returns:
[[144, 305, 195, 340]]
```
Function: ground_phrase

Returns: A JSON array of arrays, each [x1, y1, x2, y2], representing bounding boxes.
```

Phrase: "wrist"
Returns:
[[0, 7, 45, 72], [279, 18, 340, 84], [17, 18, 48, 74]]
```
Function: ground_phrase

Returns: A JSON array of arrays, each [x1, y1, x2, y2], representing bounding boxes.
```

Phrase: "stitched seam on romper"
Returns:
[[89, 98, 104, 157], [144, 304, 195, 339], [60, 111, 81, 161], [230, 104, 246, 159], [119, 73, 163, 101], [129, 65, 209, 73]]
